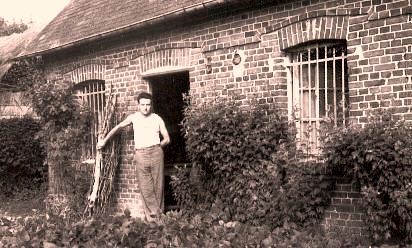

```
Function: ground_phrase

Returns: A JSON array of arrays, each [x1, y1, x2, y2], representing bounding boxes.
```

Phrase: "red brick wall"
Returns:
[[346, 1, 412, 125], [41, 0, 411, 232], [323, 180, 368, 236]]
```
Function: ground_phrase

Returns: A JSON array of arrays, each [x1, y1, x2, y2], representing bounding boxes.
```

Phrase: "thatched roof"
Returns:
[[0, 25, 43, 79]]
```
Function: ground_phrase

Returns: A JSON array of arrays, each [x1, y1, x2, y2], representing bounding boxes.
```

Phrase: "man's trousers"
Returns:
[[135, 145, 164, 221]]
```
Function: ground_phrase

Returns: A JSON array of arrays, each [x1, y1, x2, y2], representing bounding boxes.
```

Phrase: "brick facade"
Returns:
[[40, 0, 412, 234], [323, 179, 368, 236]]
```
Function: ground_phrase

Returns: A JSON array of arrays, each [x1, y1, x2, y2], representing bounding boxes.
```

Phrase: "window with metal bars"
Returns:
[[287, 41, 348, 155], [73, 80, 106, 159]]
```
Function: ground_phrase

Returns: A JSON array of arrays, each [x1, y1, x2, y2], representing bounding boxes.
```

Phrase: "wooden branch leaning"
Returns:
[[85, 88, 120, 217]]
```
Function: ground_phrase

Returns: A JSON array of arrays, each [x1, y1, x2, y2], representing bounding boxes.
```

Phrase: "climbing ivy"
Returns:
[[1, 59, 43, 92], [30, 78, 91, 182], [323, 109, 412, 244], [25, 62, 92, 218]]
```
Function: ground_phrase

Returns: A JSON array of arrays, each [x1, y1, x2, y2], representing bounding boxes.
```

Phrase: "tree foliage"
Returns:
[[323, 110, 412, 243], [0, 117, 46, 198], [0, 18, 28, 37], [28, 76, 91, 193], [24, 63, 92, 219], [1, 59, 44, 92]]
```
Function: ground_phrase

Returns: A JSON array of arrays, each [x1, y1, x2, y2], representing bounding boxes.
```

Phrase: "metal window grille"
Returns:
[[74, 80, 106, 158], [289, 42, 348, 154]]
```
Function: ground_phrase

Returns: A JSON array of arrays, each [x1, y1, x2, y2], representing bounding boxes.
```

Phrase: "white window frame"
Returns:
[[74, 80, 106, 159], [287, 41, 348, 155]]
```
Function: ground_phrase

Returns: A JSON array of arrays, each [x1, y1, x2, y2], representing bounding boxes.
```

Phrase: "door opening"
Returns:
[[149, 71, 190, 211]]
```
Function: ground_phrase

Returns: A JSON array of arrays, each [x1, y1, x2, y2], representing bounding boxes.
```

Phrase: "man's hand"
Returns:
[[97, 140, 106, 150]]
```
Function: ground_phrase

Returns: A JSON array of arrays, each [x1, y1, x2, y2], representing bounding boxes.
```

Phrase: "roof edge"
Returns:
[[18, 0, 232, 59]]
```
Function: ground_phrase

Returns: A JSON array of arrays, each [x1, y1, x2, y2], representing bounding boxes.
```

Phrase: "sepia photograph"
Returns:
[[0, 0, 411, 247]]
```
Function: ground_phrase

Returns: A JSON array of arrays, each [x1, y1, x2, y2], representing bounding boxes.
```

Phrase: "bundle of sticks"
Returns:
[[85, 90, 120, 217]]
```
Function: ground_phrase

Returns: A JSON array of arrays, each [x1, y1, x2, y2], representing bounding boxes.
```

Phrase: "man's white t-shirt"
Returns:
[[126, 112, 165, 149]]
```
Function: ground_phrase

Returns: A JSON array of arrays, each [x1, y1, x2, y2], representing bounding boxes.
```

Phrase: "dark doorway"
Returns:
[[149, 71, 190, 210]]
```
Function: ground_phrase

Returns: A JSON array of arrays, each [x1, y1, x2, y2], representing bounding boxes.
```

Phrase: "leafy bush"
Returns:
[[0, 211, 368, 247], [173, 97, 332, 229], [4, 59, 97, 219], [0, 117, 46, 197], [28, 77, 92, 218], [323, 110, 412, 243], [1, 59, 44, 92], [29, 78, 81, 130]]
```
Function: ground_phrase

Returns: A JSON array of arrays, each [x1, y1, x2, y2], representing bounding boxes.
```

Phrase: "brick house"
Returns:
[[21, 0, 412, 234]]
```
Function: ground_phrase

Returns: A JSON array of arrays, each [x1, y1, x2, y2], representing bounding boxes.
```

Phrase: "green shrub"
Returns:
[[323, 110, 412, 243], [173, 97, 332, 228], [0, 117, 46, 197]]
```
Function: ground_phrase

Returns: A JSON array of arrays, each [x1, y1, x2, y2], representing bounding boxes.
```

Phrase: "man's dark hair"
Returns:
[[137, 92, 152, 103]]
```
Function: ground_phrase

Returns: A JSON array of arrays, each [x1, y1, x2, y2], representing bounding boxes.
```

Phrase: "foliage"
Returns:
[[0, 211, 369, 247], [27, 72, 92, 216], [45, 165, 91, 222], [1, 59, 44, 92], [2, 55, 91, 210], [29, 77, 83, 130], [0, 18, 28, 37], [6, 58, 101, 220], [323, 109, 412, 243], [173, 97, 332, 229], [0, 117, 46, 198]]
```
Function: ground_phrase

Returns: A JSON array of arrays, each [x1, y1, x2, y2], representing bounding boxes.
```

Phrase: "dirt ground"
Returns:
[[0, 194, 45, 218], [0, 195, 46, 245]]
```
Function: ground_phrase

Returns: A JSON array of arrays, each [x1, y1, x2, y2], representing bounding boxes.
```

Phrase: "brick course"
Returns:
[[323, 180, 368, 236], [40, 0, 412, 235]]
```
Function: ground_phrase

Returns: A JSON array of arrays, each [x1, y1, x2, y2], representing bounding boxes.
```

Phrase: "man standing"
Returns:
[[97, 92, 170, 221]]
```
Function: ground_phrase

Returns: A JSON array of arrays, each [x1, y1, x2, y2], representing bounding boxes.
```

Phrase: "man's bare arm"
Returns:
[[159, 119, 170, 148], [97, 115, 132, 149]]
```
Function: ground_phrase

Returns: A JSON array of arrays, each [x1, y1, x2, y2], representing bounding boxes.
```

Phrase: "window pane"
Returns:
[[309, 47, 317, 60], [319, 62, 325, 89], [301, 91, 317, 118], [289, 42, 348, 155], [326, 61, 334, 89], [319, 91, 325, 117], [74, 80, 106, 159], [327, 90, 335, 116], [318, 46, 326, 59], [327, 46, 335, 58], [301, 64, 308, 88], [302, 50, 308, 62], [310, 63, 317, 88], [301, 64, 317, 88], [336, 89, 343, 119], [335, 45, 346, 57], [335, 60, 343, 89]]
